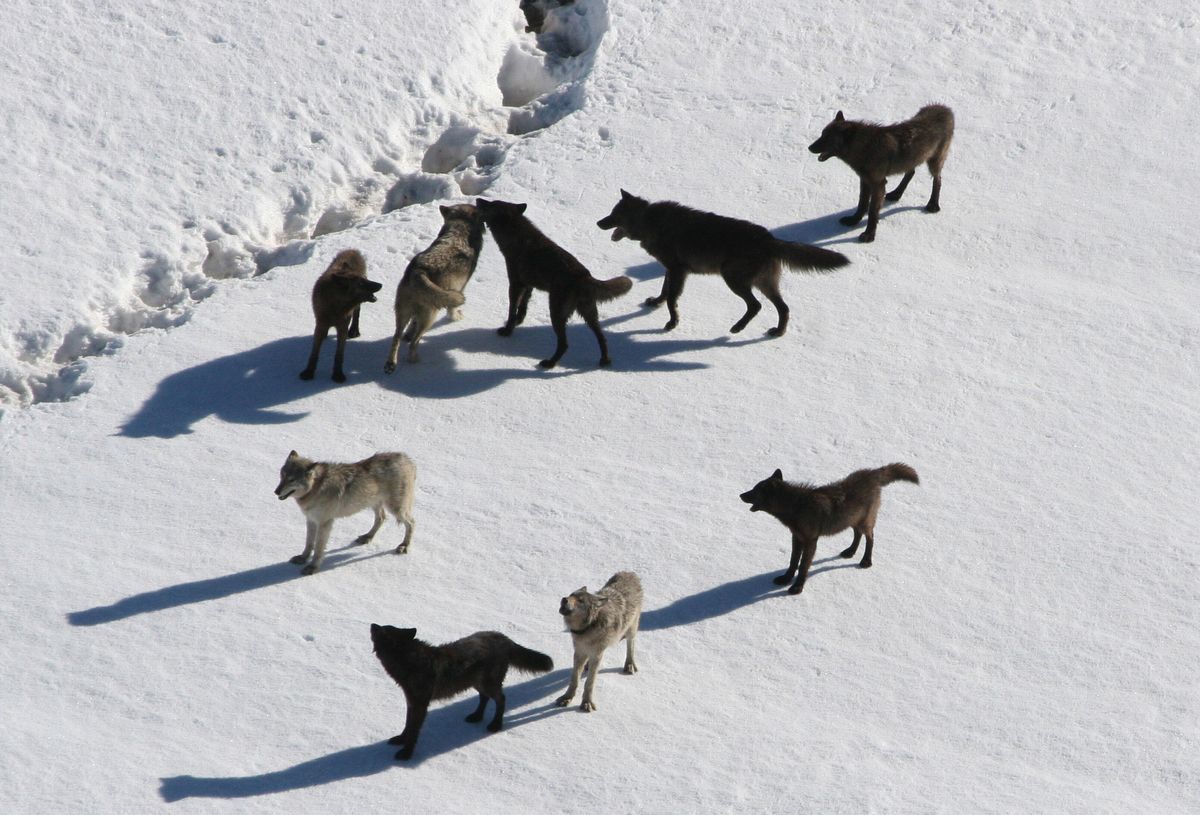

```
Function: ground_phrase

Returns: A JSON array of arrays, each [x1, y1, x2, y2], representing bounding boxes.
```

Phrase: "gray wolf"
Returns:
[[476, 198, 632, 368], [596, 190, 849, 335], [807, 104, 954, 242], [519, 0, 576, 33], [370, 623, 553, 760], [385, 204, 486, 372], [556, 571, 642, 712], [299, 249, 384, 382], [740, 464, 919, 595], [274, 450, 416, 575]]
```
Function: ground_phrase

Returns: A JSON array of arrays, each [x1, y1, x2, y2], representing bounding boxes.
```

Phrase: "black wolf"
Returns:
[[299, 249, 383, 382], [370, 624, 553, 760], [476, 198, 632, 368], [740, 463, 919, 595], [808, 105, 954, 242], [596, 190, 849, 335]]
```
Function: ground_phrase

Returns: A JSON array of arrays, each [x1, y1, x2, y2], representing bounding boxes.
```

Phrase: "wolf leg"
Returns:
[[384, 319, 406, 374], [925, 173, 942, 213], [302, 521, 334, 575], [643, 272, 669, 308], [299, 324, 329, 380], [465, 692, 489, 723], [860, 529, 874, 568], [556, 650, 587, 707], [623, 624, 639, 674], [662, 268, 688, 330], [840, 179, 869, 226], [393, 510, 414, 555], [579, 651, 604, 712], [773, 533, 803, 585], [579, 300, 611, 366], [859, 180, 885, 243], [788, 537, 818, 594], [539, 292, 570, 368], [839, 529, 862, 559], [354, 506, 385, 546], [756, 273, 790, 337], [499, 281, 526, 336], [485, 681, 507, 732], [291, 519, 318, 565], [406, 311, 438, 363], [330, 322, 349, 383], [723, 268, 762, 334], [392, 698, 429, 760], [886, 170, 915, 202], [348, 305, 362, 339]]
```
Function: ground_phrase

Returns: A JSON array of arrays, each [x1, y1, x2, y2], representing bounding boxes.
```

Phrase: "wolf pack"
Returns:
[[277, 88, 952, 759]]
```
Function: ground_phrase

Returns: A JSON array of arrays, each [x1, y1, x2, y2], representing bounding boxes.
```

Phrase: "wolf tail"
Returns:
[[773, 240, 850, 273], [879, 463, 920, 486], [508, 643, 554, 674], [416, 272, 467, 308], [590, 274, 634, 303]]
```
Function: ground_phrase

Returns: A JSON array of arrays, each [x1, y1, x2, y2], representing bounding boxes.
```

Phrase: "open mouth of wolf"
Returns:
[[276, 487, 295, 500], [739, 492, 761, 511]]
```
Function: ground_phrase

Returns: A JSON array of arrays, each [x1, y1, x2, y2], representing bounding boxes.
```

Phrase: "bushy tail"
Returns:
[[879, 463, 919, 486], [509, 643, 554, 674], [591, 274, 634, 303], [416, 272, 466, 308], [774, 240, 850, 273]]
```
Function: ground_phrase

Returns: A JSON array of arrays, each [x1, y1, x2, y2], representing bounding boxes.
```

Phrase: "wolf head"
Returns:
[[739, 468, 786, 512], [370, 623, 418, 656], [319, 249, 383, 304], [596, 189, 649, 242], [274, 450, 318, 501], [475, 197, 527, 227], [440, 203, 486, 234], [808, 111, 850, 162], [560, 587, 601, 631]]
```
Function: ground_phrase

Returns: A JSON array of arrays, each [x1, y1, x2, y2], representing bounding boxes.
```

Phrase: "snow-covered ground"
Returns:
[[2, 1, 1197, 812]]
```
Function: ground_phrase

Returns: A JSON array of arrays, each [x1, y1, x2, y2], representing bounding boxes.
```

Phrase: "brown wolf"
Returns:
[[739, 463, 919, 595], [299, 249, 383, 382], [808, 105, 954, 243], [476, 198, 632, 368], [596, 190, 849, 335], [370, 624, 553, 760], [556, 571, 643, 712], [384, 204, 485, 372]]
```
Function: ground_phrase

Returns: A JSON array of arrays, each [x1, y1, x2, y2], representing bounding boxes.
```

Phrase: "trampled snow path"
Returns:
[[0, 0, 607, 408]]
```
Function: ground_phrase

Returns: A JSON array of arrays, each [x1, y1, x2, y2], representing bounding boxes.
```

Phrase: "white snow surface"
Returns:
[[2, 0, 1198, 812]]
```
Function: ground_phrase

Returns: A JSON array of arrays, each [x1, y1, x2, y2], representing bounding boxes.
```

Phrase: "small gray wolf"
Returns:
[[384, 204, 486, 372], [299, 249, 384, 382], [370, 623, 553, 760], [807, 104, 954, 243], [596, 190, 849, 335], [274, 450, 416, 575], [476, 198, 632, 368], [740, 463, 919, 595], [519, 0, 575, 33], [556, 571, 643, 712]]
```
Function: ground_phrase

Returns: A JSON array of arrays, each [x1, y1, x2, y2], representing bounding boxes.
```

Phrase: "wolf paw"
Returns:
[[331, 371, 347, 383], [580, 700, 596, 713], [663, 318, 678, 331], [773, 574, 793, 586], [497, 326, 514, 337], [449, 308, 465, 322], [766, 326, 786, 338], [643, 296, 663, 308], [394, 748, 413, 761], [352, 534, 373, 546], [393, 544, 409, 555], [538, 358, 557, 369], [925, 203, 940, 214], [301, 564, 318, 576], [383, 361, 397, 374], [465, 711, 483, 723], [859, 559, 873, 569], [838, 546, 857, 559], [348, 329, 361, 339], [388, 734, 407, 745], [787, 583, 804, 595], [487, 721, 503, 733], [839, 214, 864, 227], [598, 357, 612, 367], [623, 663, 638, 675], [858, 232, 875, 244], [555, 694, 574, 707], [289, 555, 308, 565], [299, 369, 315, 380]]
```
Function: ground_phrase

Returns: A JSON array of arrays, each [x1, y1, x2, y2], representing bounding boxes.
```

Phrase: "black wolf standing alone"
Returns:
[[370, 624, 553, 760], [740, 463, 919, 595], [596, 190, 849, 335], [808, 104, 954, 243], [476, 198, 632, 368]]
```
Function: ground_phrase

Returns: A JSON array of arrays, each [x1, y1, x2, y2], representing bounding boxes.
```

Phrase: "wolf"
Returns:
[[274, 450, 416, 575], [556, 571, 642, 712], [740, 463, 919, 595], [370, 623, 553, 760], [299, 249, 384, 382], [807, 104, 954, 243], [384, 204, 486, 372], [596, 190, 849, 335], [476, 198, 632, 368]]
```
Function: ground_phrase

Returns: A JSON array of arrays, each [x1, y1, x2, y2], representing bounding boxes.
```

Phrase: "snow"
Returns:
[[2, 0, 1198, 812]]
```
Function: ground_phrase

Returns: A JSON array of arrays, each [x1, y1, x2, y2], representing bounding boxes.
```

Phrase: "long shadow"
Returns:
[[158, 670, 570, 800], [66, 547, 387, 627], [773, 204, 927, 248], [639, 571, 782, 631]]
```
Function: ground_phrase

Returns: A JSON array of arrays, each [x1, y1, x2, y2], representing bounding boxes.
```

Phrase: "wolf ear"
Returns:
[[771, 468, 783, 480], [370, 623, 380, 633], [400, 628, 417, 640], [287, 450, 298, 459], [439, 205, 452, 217], [620, 188, 632, 200], [834, 111, 845, 122], [515, 202, 528, 214], [576, 586, 588, 595]]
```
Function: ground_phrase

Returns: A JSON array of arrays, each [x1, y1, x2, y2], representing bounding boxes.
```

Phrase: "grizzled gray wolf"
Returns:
[[740, 464, 919, 595], [299, 249, 383, 382], [370, 623, 553, 760], [556, 571, 643, 712], [476, 198, 632, 368], [596, 190, 849, 335], [385, 204, 486, 372], [274, 450, 415, 575], [808, 105, 954, 242]]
